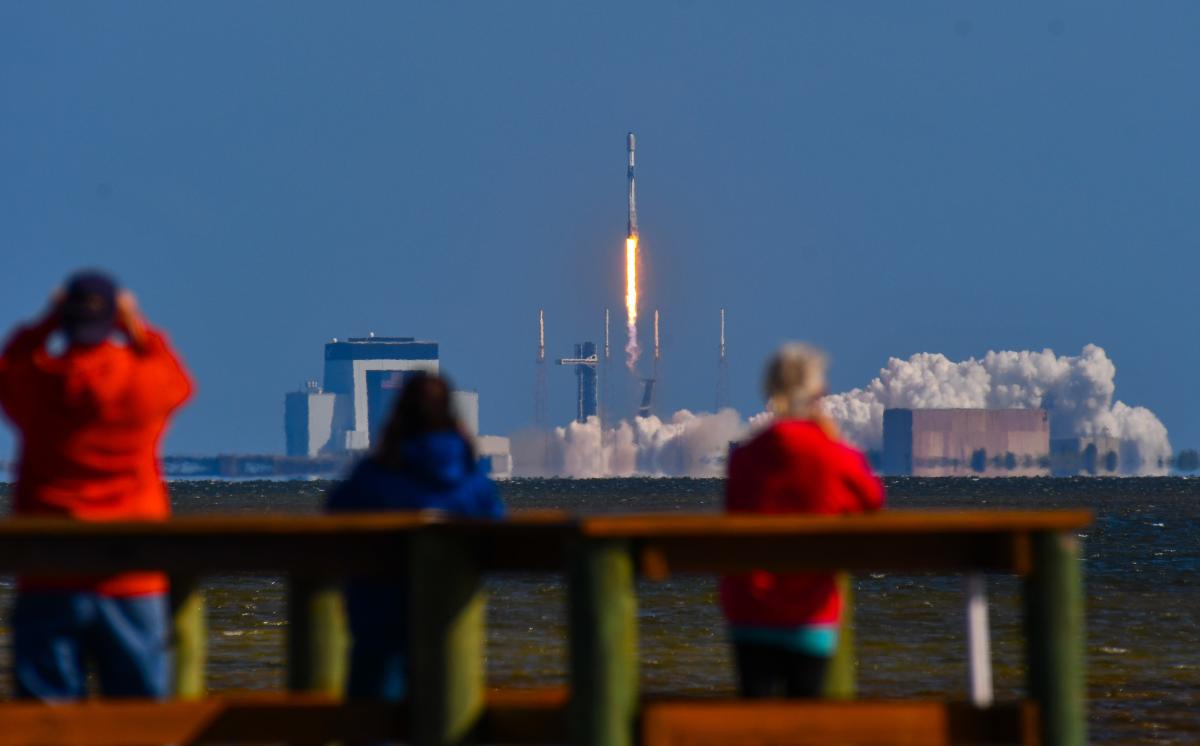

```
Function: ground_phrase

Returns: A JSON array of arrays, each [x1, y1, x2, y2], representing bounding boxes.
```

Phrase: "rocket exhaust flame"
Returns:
[[625, 236, 640, 370]]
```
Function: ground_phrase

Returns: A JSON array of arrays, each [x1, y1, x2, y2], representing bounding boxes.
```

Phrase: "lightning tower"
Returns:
[[638, 308, 660, 419], [535, 309, 547, 428], [605, 308, 611, 362], [602, 308, 611, 427], [653, 309, 660, 375], [716, 308, 730, 411]]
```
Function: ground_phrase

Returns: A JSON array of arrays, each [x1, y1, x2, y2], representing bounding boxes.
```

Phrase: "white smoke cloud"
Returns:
[[512, 409, 746, 478], [512, 344, 1169, 477], [822, 344, 1170, 474]]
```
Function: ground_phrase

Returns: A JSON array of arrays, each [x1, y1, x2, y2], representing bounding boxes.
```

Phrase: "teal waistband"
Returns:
[[730, 624, 838, 657]]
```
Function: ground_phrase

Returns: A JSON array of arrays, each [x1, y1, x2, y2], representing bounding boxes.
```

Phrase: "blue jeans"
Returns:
[[344, 581, 407, 701], [13, 591, 169, 700]]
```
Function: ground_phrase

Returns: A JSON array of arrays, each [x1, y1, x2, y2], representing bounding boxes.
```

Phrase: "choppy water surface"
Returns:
[[0, 477, 1197, 744]]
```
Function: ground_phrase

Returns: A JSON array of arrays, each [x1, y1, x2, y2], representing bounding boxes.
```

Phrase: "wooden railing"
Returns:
[[0, 509, 1091, 746]]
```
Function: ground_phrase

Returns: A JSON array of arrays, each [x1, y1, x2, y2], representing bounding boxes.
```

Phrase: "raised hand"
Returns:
[[40, 288, 65, 326], [115, 290, 147, 351]]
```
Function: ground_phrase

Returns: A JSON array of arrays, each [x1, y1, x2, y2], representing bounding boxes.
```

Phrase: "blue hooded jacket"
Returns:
[[326, 431, 503, 517], [325, 431, 503, 700]]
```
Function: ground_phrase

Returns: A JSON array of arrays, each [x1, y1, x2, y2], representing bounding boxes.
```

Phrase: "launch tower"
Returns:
[[557, 342, 599, 424], [716, 309, 730, 410]]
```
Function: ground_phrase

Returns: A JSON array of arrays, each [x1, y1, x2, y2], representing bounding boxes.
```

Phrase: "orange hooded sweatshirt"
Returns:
[[0, 318, 192, 596]]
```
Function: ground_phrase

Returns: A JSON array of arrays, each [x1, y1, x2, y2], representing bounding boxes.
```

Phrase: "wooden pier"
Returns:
[[0, 509, 1090, 745]]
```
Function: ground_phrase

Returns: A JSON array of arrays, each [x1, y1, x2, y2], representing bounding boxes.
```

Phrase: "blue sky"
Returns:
[[2, 2, 1198, 456]]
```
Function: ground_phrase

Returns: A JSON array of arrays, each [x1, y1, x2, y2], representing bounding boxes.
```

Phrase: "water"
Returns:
[[0, 477, 1197, 743]]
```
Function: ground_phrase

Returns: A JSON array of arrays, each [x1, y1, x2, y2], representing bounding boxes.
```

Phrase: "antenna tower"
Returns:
[[716, 308, 730, 410], [602, 309, 611, 428], [653, 310, 661, 370], [649, 310, 660, 417], [535, 309, 548, 428]]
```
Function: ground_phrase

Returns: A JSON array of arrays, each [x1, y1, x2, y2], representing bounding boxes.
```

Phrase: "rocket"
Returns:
[[627, 132, 638, 238]]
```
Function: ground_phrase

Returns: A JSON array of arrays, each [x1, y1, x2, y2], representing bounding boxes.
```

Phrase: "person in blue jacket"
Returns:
[[326, 372, 503, 700]]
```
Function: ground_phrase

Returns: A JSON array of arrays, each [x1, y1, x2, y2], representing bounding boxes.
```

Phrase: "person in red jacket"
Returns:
[[720, 343, 884, 698], [0, 271, 192, 700]]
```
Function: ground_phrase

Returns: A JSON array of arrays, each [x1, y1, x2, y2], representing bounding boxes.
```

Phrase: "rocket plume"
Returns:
[[624, 235, 640, 370]]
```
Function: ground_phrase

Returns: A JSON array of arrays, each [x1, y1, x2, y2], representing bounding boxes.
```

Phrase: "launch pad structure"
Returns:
[[557, 342, 599, 424]]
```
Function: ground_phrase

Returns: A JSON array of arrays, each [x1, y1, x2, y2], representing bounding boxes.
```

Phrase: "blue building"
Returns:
[[556, 342, 599, 424]]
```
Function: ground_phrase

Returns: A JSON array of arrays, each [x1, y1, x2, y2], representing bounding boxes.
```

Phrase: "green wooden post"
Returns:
[[568, 538, 638, 746], [822, 572, 857, 699], [169, 576, 207, 699], [287, 575, 348, 696], [409, 530, 486, 746], [1025, 531, 1086, 746]]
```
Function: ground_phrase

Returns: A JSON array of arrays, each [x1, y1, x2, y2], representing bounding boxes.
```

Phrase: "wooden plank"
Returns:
[[409, 530, 487, 745], [0, 511, 572, 537], [822, 573, 855, 699], [0, 513, 427, 577], [0, 694, 1035, 746], [583, 510, 1092, 537], [442, 514, 575, 572], [0, 696, 404, 746], [1025, 532, 1086, 746], [286, 575, 348, 697], [636, 532, 1030, 574], [169, 576, 207, 699], [569, 539, 638, 746], [0, 513, 574, 576], [0, 530, 412, 576], [0, 511, 1087, 577], [641, 700, 1038, 746], [0, 689, 569, 745], [192, 696, 402, 743], [481, 687, 570, 744], [0, 509, 1090, 539], [0, 513, 433, 536]]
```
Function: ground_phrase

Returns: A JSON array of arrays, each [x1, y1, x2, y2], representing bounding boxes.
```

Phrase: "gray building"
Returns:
[[284, 381, 338, 458], [451, 390, 480, 438]]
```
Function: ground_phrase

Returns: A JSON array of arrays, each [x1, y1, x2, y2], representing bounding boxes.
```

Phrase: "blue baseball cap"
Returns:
[[61, 270, 118, 346]]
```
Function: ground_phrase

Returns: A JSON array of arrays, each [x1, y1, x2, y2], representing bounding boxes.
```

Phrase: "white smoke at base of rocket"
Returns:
[[511, 409, 747, 478], [512, 344, 1170, 477], [624, 132, 641, 371]]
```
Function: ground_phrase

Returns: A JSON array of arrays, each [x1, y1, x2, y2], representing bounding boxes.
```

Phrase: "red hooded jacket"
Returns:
[[0, 319, 192, 596], [719, 419, 884, 627]]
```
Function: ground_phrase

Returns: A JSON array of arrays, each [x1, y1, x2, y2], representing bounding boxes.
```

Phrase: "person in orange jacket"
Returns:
[[720, 343, 884, 698], [0, 271, 192, 699]]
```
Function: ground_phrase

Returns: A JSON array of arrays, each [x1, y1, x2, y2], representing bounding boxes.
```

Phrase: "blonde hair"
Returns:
[[764, 342, 828, 418]]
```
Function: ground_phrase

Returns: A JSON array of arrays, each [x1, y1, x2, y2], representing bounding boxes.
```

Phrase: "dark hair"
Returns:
[[374, 372, 474, 470]]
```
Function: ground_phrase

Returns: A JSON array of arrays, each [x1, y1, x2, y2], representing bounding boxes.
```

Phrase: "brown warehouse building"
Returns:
[[882, 408, 1051, 476]]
